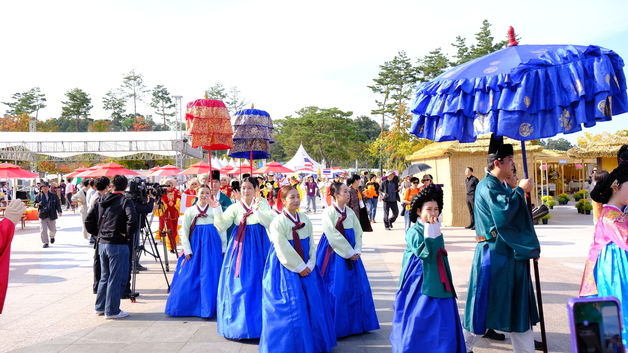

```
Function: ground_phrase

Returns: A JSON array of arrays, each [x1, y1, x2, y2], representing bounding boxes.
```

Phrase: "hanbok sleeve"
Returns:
[[484, 186, 540, 260], [255, 200, 275, 228], [349, 209, 363, 254], [180, 210, 194, 255], [306, 218, 316, 270], [321, 209, 356, 259], [214, 203, 237, 231], [269, 217, 307, 273]]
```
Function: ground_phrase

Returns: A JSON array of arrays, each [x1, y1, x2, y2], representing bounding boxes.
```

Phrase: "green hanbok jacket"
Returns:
[[400, 221, 456, 298], [463, 173, 540, 334]]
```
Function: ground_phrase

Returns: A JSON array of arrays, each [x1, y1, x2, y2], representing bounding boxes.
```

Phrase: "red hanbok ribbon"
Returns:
[[437, 247, 454, 295], [232, 202, 254, 278], [284, 211, 306, 261], [320, 206, 353, 276]]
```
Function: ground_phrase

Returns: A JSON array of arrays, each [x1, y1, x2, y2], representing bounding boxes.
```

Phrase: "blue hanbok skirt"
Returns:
[[390, 254, 466, 353], [217, 224, 271, 339], [594, 242, 628, 347], [165, 224, 223, 318], [260, 238, 336, 353], [315, 228, 380, 338]]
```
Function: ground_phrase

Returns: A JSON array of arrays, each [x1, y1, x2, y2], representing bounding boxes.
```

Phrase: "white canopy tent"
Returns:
[[284, 144, 322, 171]]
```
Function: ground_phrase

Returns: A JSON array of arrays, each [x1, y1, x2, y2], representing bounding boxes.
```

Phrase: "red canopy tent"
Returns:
[[147, 165, 182, 177], [178, 161, 219, 176], [227, 165, 257, 175], [0, 163, 39, 178], [253, 161, 294, 174], [82, 163, 140, 177], [65, 167, 88, 179]]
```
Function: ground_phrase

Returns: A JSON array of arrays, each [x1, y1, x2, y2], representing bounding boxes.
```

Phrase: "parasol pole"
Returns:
[[208, 151, 214, 201], [250, 151, 254, 177], [521, 141, 548, 353]]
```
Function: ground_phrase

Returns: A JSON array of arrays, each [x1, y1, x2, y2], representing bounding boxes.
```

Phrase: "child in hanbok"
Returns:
[[260, 186, 336, 353], [316, 182, 380, 338], [213, 177, 274, 339], [164, 185, 226, 318], [580, 158, 628, 346], [390, 185, 466, 353]]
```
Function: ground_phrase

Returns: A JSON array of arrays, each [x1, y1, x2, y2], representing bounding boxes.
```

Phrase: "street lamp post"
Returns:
[[173, 95, 183, 168]]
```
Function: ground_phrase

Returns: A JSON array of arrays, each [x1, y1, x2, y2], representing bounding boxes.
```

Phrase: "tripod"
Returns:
[[130, 210, 171, 301]]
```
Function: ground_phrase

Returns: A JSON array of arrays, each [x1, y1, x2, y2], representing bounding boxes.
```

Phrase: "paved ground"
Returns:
[[1, 200, 594, 353]]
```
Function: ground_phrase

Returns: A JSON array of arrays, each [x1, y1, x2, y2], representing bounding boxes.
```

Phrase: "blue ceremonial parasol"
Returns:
[[409, 27, 628, 353], [411, 28, 628, 145], [229, 108, 274, 174]]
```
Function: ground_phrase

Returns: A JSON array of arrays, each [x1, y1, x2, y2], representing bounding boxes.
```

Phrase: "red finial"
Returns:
[[507, 26, 518, 47]]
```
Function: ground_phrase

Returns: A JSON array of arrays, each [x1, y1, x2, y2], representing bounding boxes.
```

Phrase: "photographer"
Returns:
[[123, 179, 156, 299], [35, 182, 63, 248], [85, 175, 137, 319]]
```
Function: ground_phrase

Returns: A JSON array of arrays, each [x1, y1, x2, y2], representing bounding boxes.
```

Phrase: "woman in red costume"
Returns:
[[155, 178, 181, 252], [1, 200, 27, 314]]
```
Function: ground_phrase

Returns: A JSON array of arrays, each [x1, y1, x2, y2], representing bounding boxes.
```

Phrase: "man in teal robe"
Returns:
[[463, 135, 540, 353]]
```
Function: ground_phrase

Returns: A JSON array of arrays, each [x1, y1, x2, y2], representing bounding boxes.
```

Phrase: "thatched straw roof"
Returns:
[[568, 134, 628, 158], [406, 134, 543, 161]]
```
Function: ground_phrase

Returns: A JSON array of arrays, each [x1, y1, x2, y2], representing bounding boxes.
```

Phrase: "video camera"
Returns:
[[128, 177, 168, 202]]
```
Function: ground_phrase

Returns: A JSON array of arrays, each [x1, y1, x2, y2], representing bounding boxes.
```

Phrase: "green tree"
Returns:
[[102, 90, 127, 131], [274, 107, 360, 166], [121, 69, 149, 117], [368, 51, 419, 133], [61, 88, 93, 131], [88, 120, 112, 132], [2, 87, 47, 121], [417, 48, 451, 82], [354, 115, 381, 141], [205, 82, 227, 101], [451, 35, 472, 66], [539, 138, 574, 151], [469, 19, 507, 59], [150, 85, 176, 129], [226, 86, 247, 113]]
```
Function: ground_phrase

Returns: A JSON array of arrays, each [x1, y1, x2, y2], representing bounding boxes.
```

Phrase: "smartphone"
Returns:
[[567, 297, 625, 353]]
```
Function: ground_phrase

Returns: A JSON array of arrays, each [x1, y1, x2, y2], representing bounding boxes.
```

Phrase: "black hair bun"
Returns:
[[591, 162, 628, 204], [409, 184, 444, 223]]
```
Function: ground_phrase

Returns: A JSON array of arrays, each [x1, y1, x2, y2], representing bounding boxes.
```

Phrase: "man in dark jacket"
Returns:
[[85, 175, 137, 319], [380, 171, 400, 230], [35, 183, 63, 248], [464, 167, 480, 230]]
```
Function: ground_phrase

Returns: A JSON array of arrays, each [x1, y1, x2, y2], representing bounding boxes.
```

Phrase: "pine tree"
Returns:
[[61, 88, 93, 131], [469, 19, 507, 59], [451, 36, 472, 65], [417, 48, 451, 82]]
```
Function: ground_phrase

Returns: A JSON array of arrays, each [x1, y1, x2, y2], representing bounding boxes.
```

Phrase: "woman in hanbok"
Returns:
[[164, 185, 226, 318], [316, 182, 379, 338], [579, 157, 628, 346], [154, 178, 181, 252], [390, 185, 466, 353], [260, 186, 336, 353], [213, 177, 274, 339]]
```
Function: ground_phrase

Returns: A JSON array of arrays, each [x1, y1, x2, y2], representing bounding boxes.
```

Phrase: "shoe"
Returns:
[[482, 329, 505, 341], [105, 310, 130, 319], [470, 227, 475, 230], [465, 225, 473, 229], [42, 243, 49, 248], [89, 238, 95, 244], [95, 310, 104, 316], [136, 264, 147, 271], [534, 340, 544, 351], [50, 237, 55, 244], [372, 220, 376, 223]]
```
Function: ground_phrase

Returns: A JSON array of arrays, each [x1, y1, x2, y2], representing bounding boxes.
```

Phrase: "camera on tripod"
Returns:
[[129, 177, 168, 202]]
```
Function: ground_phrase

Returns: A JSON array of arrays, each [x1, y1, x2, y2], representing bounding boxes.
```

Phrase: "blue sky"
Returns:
[[1, 0, 627, 144]]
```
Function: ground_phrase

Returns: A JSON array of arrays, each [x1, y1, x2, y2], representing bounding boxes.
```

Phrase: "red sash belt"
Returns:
[[436, 247, 454, 295], [321, 206, 353, 276], [284, 211, 306, 261], [188, 205, 209, 244], [232, 202, 254, 278]]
